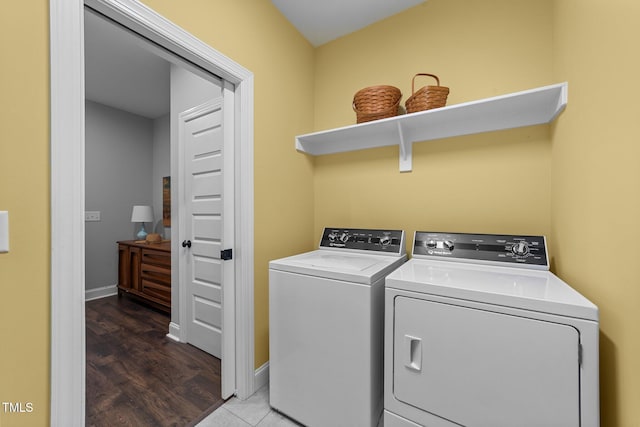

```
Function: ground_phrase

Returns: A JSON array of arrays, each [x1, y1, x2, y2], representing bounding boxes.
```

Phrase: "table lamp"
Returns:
[[131, 205, 153, 239]]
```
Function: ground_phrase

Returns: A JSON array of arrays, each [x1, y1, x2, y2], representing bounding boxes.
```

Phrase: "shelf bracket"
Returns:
[[397, 122, 412, 172]]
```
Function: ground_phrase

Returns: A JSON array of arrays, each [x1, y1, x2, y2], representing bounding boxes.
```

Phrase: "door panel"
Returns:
[[393, 296, 580, 427]]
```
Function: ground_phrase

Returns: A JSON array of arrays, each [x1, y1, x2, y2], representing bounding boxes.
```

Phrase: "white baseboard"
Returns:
[[254, 361, 269, 391], [85, 284, 118, 301], [167, 322, 181, 341]]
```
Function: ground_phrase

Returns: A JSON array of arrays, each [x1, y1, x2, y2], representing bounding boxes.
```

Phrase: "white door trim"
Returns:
[[222, 80, 237, 398], [50, 1, 255, 425]]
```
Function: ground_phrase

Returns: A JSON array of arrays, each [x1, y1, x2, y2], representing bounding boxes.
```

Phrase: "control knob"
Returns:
[[380, 235, 391, 246], [339, 232, 350, 243], [512, 241, 529, 256], [443, 240, 454, 251]]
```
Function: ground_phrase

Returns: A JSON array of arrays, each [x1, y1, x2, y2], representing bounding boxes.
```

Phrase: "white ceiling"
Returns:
[[85, 2, 425, 118], [271, 0, 426, 46], [84, 10, 170, 119]]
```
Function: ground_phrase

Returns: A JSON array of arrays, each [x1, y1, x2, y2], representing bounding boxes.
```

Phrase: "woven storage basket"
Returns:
[[405, 73, 449, 114], [352, 85, 402, 123]]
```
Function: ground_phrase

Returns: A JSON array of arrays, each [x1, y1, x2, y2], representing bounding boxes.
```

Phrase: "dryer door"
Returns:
[[393, 296, 580, 427]]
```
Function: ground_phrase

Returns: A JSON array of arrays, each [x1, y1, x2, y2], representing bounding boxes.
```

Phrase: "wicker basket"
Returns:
[[352, 85, 402, 123], [405, 73, 449, 114]]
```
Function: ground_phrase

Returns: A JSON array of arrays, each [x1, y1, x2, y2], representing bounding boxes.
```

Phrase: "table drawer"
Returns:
[[141, 248, 171, 268]]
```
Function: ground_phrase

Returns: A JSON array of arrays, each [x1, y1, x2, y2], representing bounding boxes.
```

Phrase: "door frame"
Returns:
[[50, 0, 255, 425]]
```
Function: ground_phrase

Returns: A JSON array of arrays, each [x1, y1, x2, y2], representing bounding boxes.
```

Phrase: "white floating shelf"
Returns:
[[296, 82, 567, 172]]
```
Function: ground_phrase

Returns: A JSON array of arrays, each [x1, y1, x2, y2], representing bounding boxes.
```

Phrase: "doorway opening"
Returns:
[[84, 8, 228, 424], [50, 1, 255, 425]]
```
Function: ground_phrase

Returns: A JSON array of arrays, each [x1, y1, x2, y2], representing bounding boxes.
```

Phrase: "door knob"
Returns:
[[182, 240, 192, 248]]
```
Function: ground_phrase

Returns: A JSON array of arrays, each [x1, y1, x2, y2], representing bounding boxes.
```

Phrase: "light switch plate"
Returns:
[[0, 211, 8, 253], [85, 211, 101, 222]]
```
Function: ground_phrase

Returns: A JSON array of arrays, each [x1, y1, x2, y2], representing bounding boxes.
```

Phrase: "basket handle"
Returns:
[[411, 73, 440, 95]]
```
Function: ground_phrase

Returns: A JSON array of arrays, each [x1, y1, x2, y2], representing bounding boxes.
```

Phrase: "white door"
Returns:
[[179, 93, 235, 397]]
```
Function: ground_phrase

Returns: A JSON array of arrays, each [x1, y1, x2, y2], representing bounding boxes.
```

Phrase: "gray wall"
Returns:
[[85, 101, 168, 291], [84, 68, 221, 298]]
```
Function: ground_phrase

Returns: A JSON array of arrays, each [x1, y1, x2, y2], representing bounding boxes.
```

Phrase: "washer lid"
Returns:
[[270, 250, 407, 284], [385, 259, 598, 321]]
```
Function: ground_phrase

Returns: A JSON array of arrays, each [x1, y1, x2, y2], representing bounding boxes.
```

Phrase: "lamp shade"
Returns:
[[131, 205, 153, 223]]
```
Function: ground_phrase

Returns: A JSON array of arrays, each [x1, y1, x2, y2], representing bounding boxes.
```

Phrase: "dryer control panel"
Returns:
[[320, 227, 405, 255], [413, 231, 548, 269]]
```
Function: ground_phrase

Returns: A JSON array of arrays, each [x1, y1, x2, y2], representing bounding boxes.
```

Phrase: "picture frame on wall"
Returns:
[[163, 176, 171, 227]]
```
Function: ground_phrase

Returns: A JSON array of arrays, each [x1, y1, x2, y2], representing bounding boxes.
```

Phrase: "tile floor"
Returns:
[[196, 384, 301, 427]]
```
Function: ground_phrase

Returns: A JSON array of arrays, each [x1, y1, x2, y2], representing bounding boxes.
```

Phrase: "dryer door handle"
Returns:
[[404, 335, 422, 372]]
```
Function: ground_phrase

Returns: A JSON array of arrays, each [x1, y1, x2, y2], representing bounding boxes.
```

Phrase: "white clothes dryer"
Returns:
[[269, 227, 407, 427], [384, 231, 599, 427]]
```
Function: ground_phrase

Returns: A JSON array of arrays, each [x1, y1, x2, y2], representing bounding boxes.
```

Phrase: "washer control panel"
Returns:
[[319, 227, 405, 255], [413, 231, 548, 269]]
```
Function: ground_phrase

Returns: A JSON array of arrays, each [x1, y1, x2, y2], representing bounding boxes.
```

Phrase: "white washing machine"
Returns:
[[269, 227, 407, 427], [384, 231, 599, 427]]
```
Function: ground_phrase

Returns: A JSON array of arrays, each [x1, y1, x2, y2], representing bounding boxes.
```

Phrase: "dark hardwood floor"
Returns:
[[86, 295, 224, 427]]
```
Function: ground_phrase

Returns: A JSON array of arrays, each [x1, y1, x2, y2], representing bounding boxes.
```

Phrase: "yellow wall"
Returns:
[[0, 1, 315, 426], [313, 0, 555, 250], [312, 0, 640, 425], [2, 0, 639, 425], [0, 2, 50, 426], [139, 0, 317, 370], [552, 0, 640, 425]]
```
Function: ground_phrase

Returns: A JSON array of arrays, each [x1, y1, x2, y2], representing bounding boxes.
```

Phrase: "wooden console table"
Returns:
[[117, 240, 171, 312]]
